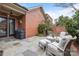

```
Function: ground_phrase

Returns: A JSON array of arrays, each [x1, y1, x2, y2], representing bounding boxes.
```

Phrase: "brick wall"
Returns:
[[25, 7, 45, 37], [52, 25, 66, 36]]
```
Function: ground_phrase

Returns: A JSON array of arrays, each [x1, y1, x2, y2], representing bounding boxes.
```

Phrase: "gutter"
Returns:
[[13, 3, 29, 11]]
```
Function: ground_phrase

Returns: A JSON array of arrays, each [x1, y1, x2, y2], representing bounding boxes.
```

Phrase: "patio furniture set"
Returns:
[[38, 32, 76, 56]]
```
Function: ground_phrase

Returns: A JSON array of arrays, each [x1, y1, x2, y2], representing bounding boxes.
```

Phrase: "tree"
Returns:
[[57, 15, 71, 27], [66, 19, 78, 37], [57, 11, 79, 44], [57, 15, 75, 36], [72, 11, 79, 44], [56, 3, 79, 44], [38, 23, 49, 36]]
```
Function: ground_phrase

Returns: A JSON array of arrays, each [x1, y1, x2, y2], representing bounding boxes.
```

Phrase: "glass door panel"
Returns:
[[0, 17, 7, 37], [9, 19, 15, 35]]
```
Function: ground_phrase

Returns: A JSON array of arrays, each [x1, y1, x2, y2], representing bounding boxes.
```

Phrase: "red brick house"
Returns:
[[0, 3, 46, 38]]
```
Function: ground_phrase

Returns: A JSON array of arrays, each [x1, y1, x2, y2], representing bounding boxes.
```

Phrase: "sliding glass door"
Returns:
[[0, 16, 15, 37]]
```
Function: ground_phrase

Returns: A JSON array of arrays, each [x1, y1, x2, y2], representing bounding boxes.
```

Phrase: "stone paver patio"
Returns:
[[0, 36, 79, 56], [0, 36, 46, 56]]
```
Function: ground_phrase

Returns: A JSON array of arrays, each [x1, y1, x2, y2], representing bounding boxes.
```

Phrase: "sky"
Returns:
[[19, 3, 79, 23]]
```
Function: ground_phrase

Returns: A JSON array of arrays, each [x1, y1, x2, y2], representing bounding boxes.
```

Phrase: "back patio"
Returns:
[[0, 36, 79, 56], [0, 3, 79, 56], [0, 36, 46, 56]]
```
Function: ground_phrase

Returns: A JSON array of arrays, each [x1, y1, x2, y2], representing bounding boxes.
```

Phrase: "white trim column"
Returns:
[[7, 15, 10, 37]]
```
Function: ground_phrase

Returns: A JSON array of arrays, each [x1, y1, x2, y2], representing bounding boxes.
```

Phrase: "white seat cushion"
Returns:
[[46, 36, 55, 42], [46, 36, 54, 40], [39, 39, 51, 46]]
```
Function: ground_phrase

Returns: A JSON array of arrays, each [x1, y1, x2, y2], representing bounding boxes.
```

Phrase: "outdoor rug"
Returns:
[[22, 49, 38, 56]]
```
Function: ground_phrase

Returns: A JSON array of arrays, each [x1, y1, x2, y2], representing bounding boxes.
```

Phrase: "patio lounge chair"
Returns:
[[39, 35, 55, 50], [46, 35, 76, 56], [38, 32, 68, 51]]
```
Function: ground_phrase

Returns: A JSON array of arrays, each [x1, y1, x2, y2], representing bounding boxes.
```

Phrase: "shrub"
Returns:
[[38, 23, 49, 36]]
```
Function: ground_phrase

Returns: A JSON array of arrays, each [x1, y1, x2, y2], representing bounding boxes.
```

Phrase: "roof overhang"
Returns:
[[0, 3, 27, 17]]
